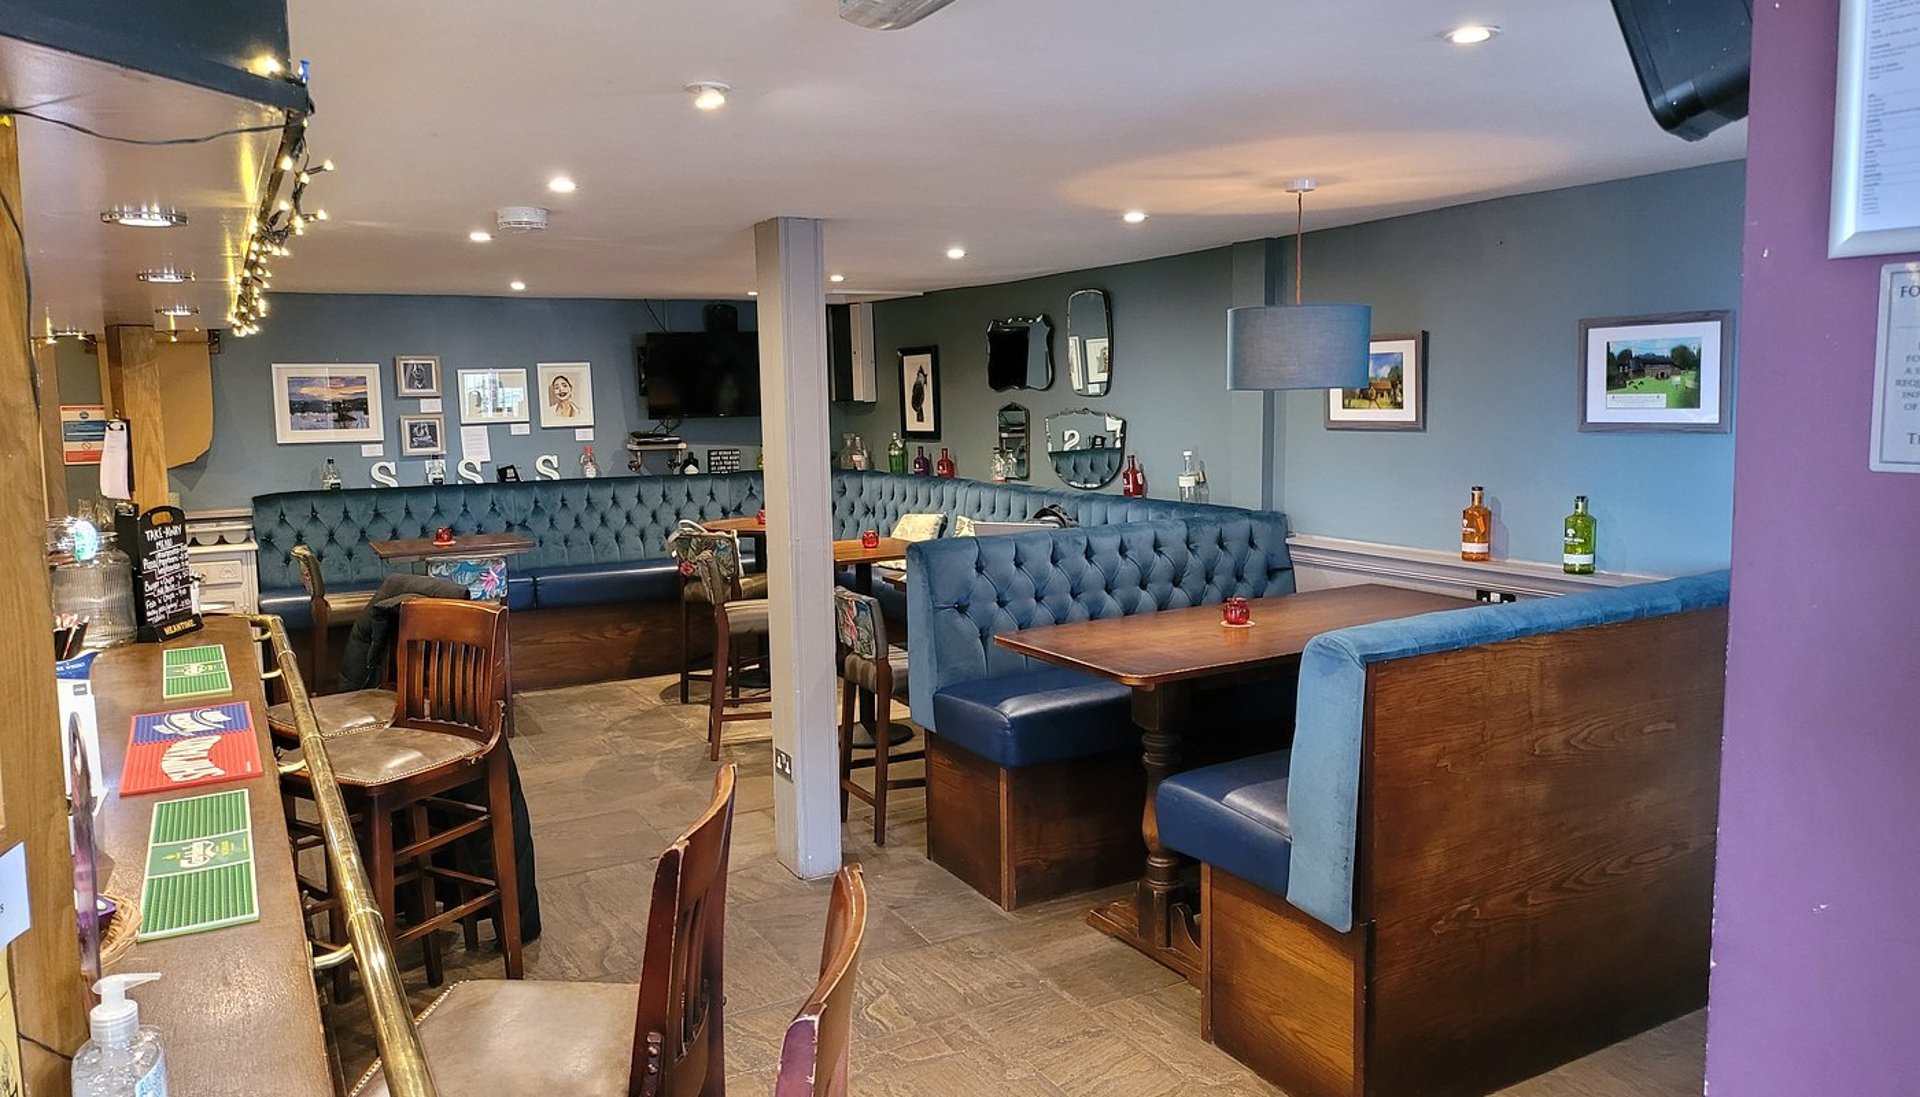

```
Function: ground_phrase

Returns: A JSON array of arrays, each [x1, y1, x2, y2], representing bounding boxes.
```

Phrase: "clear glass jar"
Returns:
[[50, 531, 137, 648]]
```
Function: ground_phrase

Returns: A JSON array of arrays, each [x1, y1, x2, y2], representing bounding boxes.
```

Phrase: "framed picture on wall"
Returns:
[[271, 363, 384, 444], [1326, 332, 1426, 431], [1578, 311, 1732, 432], [899, 346, 940, 439], [457, 368, 530, 425], [536, 362, 594, 427], [399, 414, 445, 456], [396, 355, 441, 397]]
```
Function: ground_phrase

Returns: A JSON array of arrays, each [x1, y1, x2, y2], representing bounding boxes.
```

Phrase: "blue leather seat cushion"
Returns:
[[258, 584, 382, 632], [527, 559, 681, 609], [1157, 750, 1293, 898], [504, 575, 536, 612], [930, 667, 1135, 768]]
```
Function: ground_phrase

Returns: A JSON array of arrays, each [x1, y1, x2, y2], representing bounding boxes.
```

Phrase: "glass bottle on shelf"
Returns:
[[322, 458, 342, 490], [1563, 495, 1596, 574], [580, 446, 600, 479], [887, 433, 906, 474], [1191, 457, 1208, 503], [935, 447, 956, 478], [850, 434, 869, 470], [1177, 451, 1200, 503], [912, 445, 932, 476], [1122, 455, 1146, 497], [1461, 485, 1491, 562], [989, 447, 1010, 483]]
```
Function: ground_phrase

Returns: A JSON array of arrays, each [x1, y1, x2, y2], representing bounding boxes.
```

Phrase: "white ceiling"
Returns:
[[15, 0, 1749, 325]]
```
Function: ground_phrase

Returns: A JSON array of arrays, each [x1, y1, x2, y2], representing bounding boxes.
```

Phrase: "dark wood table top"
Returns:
[[702, 515, 768, 535], [369, 531, 537, 562], [91, 615, 332, 1096], [833, 537, 910, 566], [995, 583, 1465, 687]]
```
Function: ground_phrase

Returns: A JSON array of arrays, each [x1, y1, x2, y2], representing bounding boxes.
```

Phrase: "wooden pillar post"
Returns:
[[35, 341, 66, 518], [0, 113, 89, 1096], [755, 216, 842, 879], [102, 325, 168, 510]]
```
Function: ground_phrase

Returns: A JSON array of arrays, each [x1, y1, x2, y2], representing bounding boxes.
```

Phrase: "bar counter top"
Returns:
[[91, 615, 332, 1096]]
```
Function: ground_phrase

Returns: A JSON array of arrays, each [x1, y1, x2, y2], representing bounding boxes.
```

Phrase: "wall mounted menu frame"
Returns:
[[1831, 0, 1920, 257]]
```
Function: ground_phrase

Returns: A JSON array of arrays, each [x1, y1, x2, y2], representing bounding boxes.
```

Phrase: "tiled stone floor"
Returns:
[[329, 675, 1707, 1095]]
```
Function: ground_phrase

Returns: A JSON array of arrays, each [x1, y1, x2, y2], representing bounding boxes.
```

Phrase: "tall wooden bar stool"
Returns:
[[776, 864, 869, 1096], [835, 588, 924, 844], [350, 764, 739, 1097], [670, 520, 768, 704], [682, 532, 773, 760], [281, 598, 523, 988], [291, 543, 375, 693]]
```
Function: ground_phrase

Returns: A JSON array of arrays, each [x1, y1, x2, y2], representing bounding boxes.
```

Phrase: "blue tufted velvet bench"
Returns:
[[905, 517, 1296, 909], [254, 472, 1283, 690], [1154, 572, 1730, 1097]]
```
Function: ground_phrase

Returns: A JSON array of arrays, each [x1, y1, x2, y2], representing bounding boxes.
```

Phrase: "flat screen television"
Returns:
[[639, 331, 761, 418]]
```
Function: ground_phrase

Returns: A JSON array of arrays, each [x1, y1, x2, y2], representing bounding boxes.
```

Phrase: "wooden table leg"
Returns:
[[1086, 680, 1202, 982]]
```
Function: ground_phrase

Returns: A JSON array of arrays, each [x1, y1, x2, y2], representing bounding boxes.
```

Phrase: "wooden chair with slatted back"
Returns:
[[349, 764, 739, 1097], [775, 864, 869, 1097], [686, 534, 773, 760], [291, 543, 376, 693]]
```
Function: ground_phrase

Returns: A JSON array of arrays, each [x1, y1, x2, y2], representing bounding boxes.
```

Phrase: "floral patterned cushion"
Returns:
[[951, 515, 977, 538], [890, 512, 945, 541]]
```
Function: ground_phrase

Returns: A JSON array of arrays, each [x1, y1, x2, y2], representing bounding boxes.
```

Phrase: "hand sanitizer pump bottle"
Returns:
[[72, 973, 170, 1096]]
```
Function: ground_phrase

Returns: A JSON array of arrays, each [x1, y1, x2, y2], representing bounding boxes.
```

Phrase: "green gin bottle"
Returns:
[[1562, 495, 1596, 575]]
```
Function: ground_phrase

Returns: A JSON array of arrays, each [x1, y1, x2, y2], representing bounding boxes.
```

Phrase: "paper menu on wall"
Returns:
[[509, 423, 530, 436], [460, 424, 492, 464], [420, 398, 443, 413]]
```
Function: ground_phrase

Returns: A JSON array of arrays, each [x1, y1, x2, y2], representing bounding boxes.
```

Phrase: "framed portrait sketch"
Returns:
[[271, 363, 384, 444], [899, 346, 940, 440], [457, 368, 530, 425], [536, 362, 594, 427], [1578, 311, 1732, 432], [1326, 332, 1426, 431], [399, 414, 445, 456], [396, 355, 441, 397]]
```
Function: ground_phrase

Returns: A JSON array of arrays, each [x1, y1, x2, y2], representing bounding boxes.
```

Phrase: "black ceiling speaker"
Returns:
[[1610, 0, 1754, 141]]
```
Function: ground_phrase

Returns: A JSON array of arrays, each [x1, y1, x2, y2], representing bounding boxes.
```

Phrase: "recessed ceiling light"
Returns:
[[747, 290, 759, 297], [509, 280, 527, 292], [136, 268, 195, 284], [1122, 210, 1149, 224], [945, 246, 967, 260], [829, 273, 847, 283], [101, 206, 187, 228], [155, 305, 199, 317], [686, 82, 731, 111], [547, 175, 577, 194], [469, 230, 493, 243], [1442, 24, 1500, 44]]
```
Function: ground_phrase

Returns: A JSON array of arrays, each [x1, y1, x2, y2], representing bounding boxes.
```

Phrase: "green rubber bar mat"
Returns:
[[161, 644, 233, 700], [136, 788, 259, 941]]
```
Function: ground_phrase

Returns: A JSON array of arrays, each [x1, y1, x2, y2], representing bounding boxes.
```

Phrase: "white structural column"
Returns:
[[754, 216, 843, 879]]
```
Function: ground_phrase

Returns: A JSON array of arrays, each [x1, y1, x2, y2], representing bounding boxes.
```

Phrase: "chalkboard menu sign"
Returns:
[[117, 505, 203, 642]]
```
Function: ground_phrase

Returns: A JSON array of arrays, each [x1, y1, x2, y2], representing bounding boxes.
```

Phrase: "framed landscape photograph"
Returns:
[[271, 363, 384, 444], [1326, 332, 1426, 431], [457, 368, 530, 425], [899, 346, 940, 439], [396, 355, 441, 397], [1578, 311, 1732, 432], [399, 414, 445, 456], [536, 362, 595, 427]]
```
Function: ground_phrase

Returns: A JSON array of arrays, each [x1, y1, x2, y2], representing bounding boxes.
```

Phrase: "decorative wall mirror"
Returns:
[[986, 315, 1054, 391], [1066, 288, 1112, 397], [996, 403, 1030, 480], [1044, 408, 1127, 490]]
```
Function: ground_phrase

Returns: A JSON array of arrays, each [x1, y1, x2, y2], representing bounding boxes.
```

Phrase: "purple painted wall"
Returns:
[[1707, 2, 1920, 1094]]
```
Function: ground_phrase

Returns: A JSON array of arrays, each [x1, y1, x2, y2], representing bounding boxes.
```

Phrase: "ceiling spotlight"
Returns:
[[101, 206, 187, 228], [137, 268, 195, 284], [155, 305, 199, 317], [945, 246, 966, 260], [509, 280, 527, 292], [469, 230, 493, 243], [829, 273, 847, 283], [747, 290, 759, 297], [547, 175, 577, 194], [686, 82, 730, 111], [1122, 210, 1149, 224], [250, 55, 284, 77], [1442, 24, 1500, 44]]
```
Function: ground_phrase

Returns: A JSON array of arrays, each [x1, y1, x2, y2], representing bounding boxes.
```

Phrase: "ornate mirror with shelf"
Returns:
[[1044, 407, 1127, 489]]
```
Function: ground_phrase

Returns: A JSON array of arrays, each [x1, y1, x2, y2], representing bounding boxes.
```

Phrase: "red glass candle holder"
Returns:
[[433, 526, 455, 545], [756, 508, 767, 527], [860, 529, 880, 549], [1222, 596, 1252, 626]]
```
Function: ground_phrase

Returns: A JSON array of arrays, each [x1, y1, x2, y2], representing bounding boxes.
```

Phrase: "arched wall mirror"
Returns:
[[996, 403, 1030, 480], [987, 315, 1053, 390], [1045, 408, 1127, 490], [1066, 288, 1112, 397]]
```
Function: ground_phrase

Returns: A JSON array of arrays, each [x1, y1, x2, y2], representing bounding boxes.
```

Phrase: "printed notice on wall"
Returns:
[[1831, 0, 1920, 255], [1871, 263, 1920, 472]]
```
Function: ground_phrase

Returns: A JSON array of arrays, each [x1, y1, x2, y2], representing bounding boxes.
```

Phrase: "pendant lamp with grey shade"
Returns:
[[1227, 180, 1373, 390]]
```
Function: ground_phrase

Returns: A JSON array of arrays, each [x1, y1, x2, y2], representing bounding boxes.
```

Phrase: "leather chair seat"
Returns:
[[842, 646, 910, 695], [722, 599, 771, 638], [1156, 750, 1294, 898], [266, 688, 396, 738], [930, 667, 1134, 768], [686, 571, 769, 604], [283, 723, 486, 787], [351, 979, 638, 1097], [260, 584, 381, 632], [528, 559, 682, 609]]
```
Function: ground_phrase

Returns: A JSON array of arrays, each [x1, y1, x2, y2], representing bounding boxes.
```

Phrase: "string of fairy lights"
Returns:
[[230, 56, 332, 338]]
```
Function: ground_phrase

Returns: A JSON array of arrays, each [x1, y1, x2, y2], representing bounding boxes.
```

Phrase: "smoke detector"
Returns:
[[838, 0, 958, 30], [495, 206, 550, 232]]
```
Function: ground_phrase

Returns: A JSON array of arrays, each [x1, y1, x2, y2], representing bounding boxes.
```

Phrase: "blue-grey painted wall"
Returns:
[[175, 293, 759, 508], [856, 162, 1744, 575]]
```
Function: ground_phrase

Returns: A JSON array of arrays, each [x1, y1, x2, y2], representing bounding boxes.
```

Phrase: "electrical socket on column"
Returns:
[[773, 748, 794, 780]]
